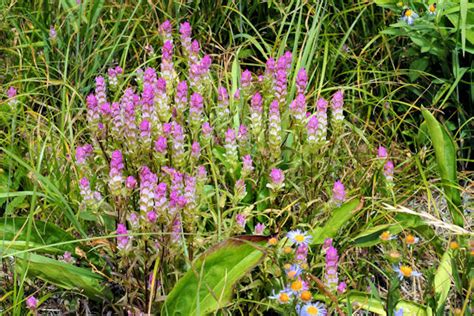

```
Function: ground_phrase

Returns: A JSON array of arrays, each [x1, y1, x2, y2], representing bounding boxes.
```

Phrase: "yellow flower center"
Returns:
[[283, 246, 293, 254], [291, 280, 303, 291], [287, 270, 297, 279], [405, 234, 415, 244], [268, 237, 278, 246], [295, 234, 305, 243], [405, 9, 413, 17], [301, 263, 309, 270], [279, 293, 290, 303], [400, 265, 413, 277], [306, 306, 319, 315], [284, 263, 291, 270], [449, 241, 459, 250], [300, 290, 312, 301], [429, 4, 436, 13], [380, 231, 391, 241]]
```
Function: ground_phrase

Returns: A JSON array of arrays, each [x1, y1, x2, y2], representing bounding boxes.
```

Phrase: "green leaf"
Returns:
[[434, 250, 453, 312], [343, 291, 433, 315], [9, 249, 111, 301], [421, 109, 463, 227], [0, 217, 76, 255], [162, 236, 267, 315], [311, 198, 363, 244], [409, 58, 429, 82]]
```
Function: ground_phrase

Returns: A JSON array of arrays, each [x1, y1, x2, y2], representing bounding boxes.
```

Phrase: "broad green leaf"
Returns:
[[311, 198, 363, 244], [422, 109, 463, 227], [434, 250, 453, 312], [9, 249, 111, 301], [343, 291, 432, 315], [162, 236, 267, 315], [0, 217, 76, 255]]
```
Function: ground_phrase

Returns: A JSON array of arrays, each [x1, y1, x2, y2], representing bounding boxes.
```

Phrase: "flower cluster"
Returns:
[[268, 230, 329, 315]]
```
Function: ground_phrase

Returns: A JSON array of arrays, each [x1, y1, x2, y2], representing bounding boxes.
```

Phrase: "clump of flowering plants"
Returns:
[[69, 20, 415, 313]]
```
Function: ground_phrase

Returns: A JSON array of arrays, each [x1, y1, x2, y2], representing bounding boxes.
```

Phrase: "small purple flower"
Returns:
[[49, 26, 57, 40], [140, 119, 151, 138], [384, 160, 394, 181], [236, 213, 246, 229], [241, 69, 252, 88], [337, 281, 347, 294], [331, 90, 344, 122], [191, 141, 201, 159], [116, 223, 130, 250], [26, 296, 38, 310], [296, 68, 308, 94], [254, 223, 265, 235], [129, 212, 139, 227], [242, 154, 254, 176], [201, 121, 213, 139], [159, 20, 172, 40], [147, 210, 157, 223], [267, 168, 285, 190], [377, 146, 388, 159], [196, 165, 207, 182], [7, 86, 17, 99], [62, 251, 73, 263], [125, 176, 137, 190], [154, 136, 167, 154], [306, 115, 319, 145], [323, 238, 333, 251], [332, 180, 346, 204], [325, 245, 339, 291], [75, 144, 93, 164]]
